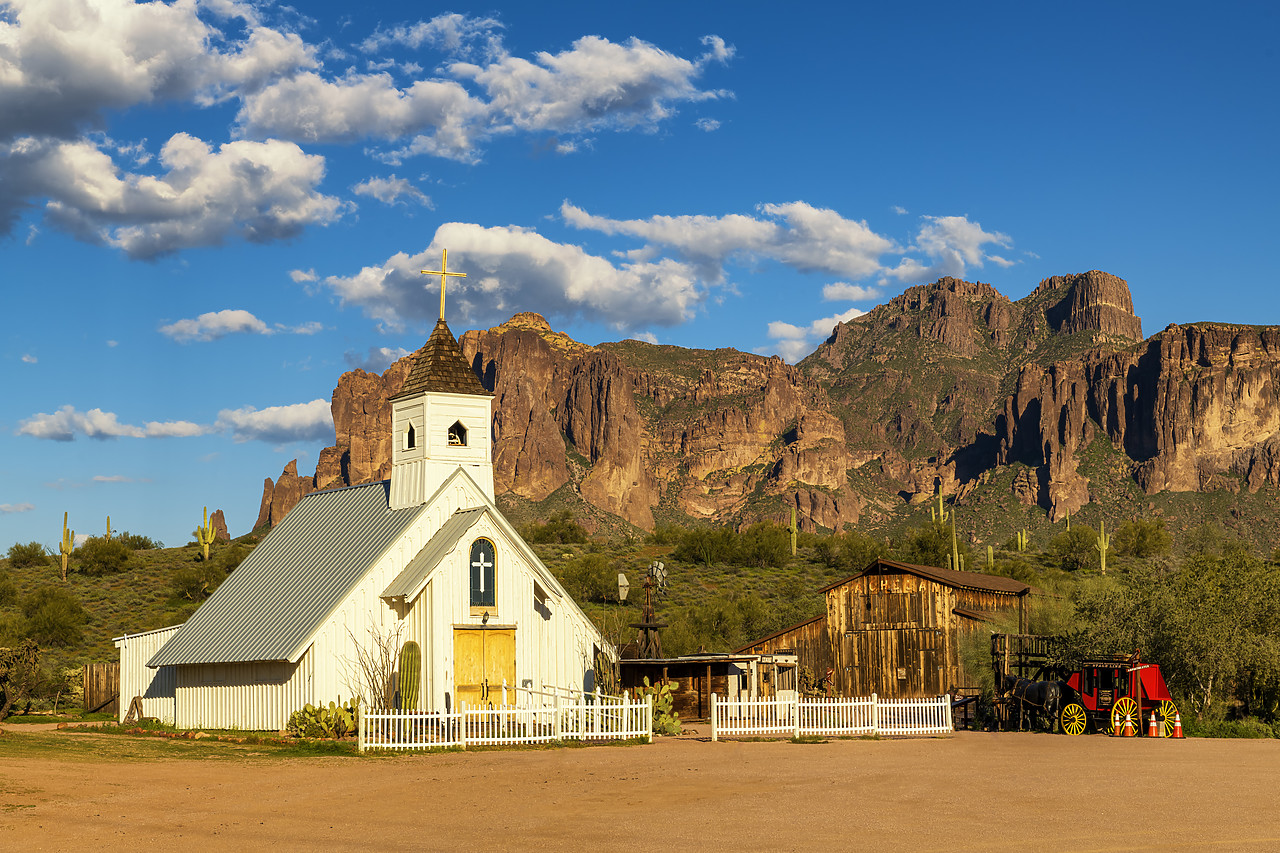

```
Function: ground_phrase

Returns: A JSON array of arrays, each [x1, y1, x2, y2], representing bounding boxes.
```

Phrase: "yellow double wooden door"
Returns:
[[453, 628, 515, 707]]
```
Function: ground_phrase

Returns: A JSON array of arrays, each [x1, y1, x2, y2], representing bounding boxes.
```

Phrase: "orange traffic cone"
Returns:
[[1148, 711, 1158, 737], [1172, 711, 1185, 739]]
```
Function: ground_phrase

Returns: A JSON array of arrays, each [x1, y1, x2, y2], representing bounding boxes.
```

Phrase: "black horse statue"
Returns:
[[1000, 673, 1066, 732]]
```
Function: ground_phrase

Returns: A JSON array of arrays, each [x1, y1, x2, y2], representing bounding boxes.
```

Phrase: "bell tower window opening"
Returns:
[[469, 538, 496, 608], [448, 420, 468, 447], [405, 423, 416, 450]]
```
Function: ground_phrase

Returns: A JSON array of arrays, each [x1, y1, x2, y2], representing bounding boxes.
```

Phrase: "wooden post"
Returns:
[[711, 692, 718, 742], [705, 663, 712, 721]]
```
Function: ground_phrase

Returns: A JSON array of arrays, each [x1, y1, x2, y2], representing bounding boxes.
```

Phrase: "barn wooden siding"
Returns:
[[738, 617, 832, 679], [114, 625, 180, 724], [83, 662, 119, 716]]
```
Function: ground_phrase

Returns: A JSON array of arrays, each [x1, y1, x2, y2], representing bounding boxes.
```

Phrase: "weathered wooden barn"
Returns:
[[122, 315, 614, 730], [738, 558, 1030, 699]]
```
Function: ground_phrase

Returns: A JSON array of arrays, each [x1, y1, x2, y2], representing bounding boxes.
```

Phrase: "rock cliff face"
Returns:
[[250, 270, 1280, 536]]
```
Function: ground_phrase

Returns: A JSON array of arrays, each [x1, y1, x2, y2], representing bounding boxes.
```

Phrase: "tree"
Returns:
[[21, 586, 87, 647], [557, 553, 618, 604], [1050, 525, 1097, 572], [815, 530, 884, 574], [521, 511, 589, 544], [896, 521, 967, 570], [6, 541, 48, 569], [1112, 518, 1172, 559], [76, 536, 131, 576], [0, 570, 16, 607], [736, 522, 790, 568], [0, 639, 41, 719]]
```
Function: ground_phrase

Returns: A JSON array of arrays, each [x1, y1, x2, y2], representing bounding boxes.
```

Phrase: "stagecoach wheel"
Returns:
[[1060, 703, 1087, 736], [1157, 700, 1178, 738], [1111, 696, 1139, 735]]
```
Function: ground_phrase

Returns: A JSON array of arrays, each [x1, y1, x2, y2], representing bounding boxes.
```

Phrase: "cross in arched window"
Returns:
[[470, 538, 495, 607]]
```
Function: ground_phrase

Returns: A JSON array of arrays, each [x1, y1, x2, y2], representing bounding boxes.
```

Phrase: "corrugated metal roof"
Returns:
[[381, 507, 485, 599], [149, 481, 424, 667], [819, 558, 1031, 596]]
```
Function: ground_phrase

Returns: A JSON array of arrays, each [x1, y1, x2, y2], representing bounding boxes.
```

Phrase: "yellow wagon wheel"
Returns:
[[1111, 696, 1139, 735], [1156, 700, 1178, 738], [1061, 702, 1087, 736]]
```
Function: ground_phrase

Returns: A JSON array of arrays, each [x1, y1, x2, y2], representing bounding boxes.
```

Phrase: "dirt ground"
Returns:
[[2, 727, 1279, 852]]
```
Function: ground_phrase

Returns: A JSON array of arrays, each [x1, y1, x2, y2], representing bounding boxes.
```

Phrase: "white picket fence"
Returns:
[[712, 693, 952, 740], [359, 688, 653, 752]]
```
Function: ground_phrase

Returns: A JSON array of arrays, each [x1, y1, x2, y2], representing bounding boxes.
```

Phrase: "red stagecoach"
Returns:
[[993, 634, 1180, 736]]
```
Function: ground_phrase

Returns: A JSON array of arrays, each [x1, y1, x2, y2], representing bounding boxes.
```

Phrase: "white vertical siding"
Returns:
[[174, 649, 313, 731], [115, 625, 181, 724]]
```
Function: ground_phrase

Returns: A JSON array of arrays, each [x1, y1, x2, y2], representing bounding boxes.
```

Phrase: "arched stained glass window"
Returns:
[[469, 538, 495, 607]]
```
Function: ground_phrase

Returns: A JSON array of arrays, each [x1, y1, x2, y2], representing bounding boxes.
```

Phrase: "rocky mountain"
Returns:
[[253, 270, 1280, 538]]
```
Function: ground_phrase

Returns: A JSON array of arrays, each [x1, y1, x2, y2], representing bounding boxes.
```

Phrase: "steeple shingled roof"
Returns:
[[390, 318, 491, 400]]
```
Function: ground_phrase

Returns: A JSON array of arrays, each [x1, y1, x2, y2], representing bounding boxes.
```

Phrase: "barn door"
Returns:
[[453, 628, 516, 707]]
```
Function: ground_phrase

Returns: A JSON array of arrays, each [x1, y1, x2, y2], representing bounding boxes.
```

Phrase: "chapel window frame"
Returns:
[[469, 537, 496, 610]]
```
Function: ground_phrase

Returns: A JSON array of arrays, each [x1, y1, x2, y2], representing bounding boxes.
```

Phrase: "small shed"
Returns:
[[738, 558, 1030, 699], [619, 653, 797, 721]]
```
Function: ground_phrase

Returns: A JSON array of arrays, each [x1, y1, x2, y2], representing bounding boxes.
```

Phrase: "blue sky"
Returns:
[[1, 0, 1276, 549]]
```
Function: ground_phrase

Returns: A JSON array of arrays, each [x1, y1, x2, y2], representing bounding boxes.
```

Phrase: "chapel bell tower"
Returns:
[[388, 252, 495, 510]]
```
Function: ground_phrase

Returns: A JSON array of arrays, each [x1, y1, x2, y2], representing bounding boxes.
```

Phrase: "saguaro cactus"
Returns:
[[105, 515, 111, 540], [1016, 528, 1030, 553], [950, 513, 962, 572], [398, 641, 421, 710], [195, 506, 216, 561], [987, 544, 994, 569], [59, 512, 74, 581], [930, 487, 950, 525], [1095, 519, 1110, 575]]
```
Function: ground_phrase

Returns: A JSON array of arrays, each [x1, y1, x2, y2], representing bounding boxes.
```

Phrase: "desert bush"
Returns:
[[1112, 518, 1171, 559], [557, 553, 620, 604], [895, 521, 968, 570], [672, 526, 737, 566], [815, 530, 883, 573], [20, 586, 87, 647], [1050, 526, 1097, 572], [645, 524, 683, 546], [521, 511, 588, 544], [0, 570, 16, 607], [736, 522, 791, 568], [6, 541, 48, 569], [76, 536, 131, 576], [116, 531, 164, 550]]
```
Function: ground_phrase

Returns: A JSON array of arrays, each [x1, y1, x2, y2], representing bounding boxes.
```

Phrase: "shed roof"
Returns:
[[149, 480, 425, 667], [819, 558, 1031, 596], [732, 614, 825, 654], [390, 318, 490, 401]]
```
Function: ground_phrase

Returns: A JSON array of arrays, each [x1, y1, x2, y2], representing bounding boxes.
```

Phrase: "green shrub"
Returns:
[[736, 522, 791, 568], [116, 531, 164, 550], [521, 511, 588, 544], [1050, 526, 1097, 572], [170, 560, 227, 602], [6, 541, 48, 569], [672, 526, 737, 565], [20, 586, 87, 647], [645, 524, 683, 546], [77, 536, 131, 576], [815, 530, 883, 573], [0, 570, 16, 607], [1112, 518, 1171, 559], [556, 553, 618, 604]]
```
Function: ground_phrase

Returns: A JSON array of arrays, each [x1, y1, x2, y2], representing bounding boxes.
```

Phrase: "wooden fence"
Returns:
[[83, 662, 119, 716], [359, 691, 653, 752], [711, 693, 952, 740]]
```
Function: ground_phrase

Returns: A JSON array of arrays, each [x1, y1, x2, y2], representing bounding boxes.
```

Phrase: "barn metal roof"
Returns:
[[148, 480, 425, 667], [380, 507, 486, 600], [819, 558, 1031, 596]]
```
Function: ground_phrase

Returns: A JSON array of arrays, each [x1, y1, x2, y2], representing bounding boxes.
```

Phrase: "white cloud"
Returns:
[[353, 174, 433, 207], [630, 332, 660, 344], [290, 268, 317, 283], [822, 282, 880, 302], [892, 205, 908, 215], [1, 133, 346, 256], [16, 406, 206, 441], [92, 474, 138, 483], [0, 502, 35, 514], [765, 308, 866, 363], [322, 221, 703, 332], [215, 399, 333, 444], [237, 19, 732, 161], [694, 117, 720, 132], [21, 353, 36, 363], [358, 13, 505, 61], [0, 0, 314, 142], [160, 309, 270, 342], [106, 340, 118, 347], [158, 309, 323, 342], [884, 215, 1014, 283], [344, 346, 412, 373], [562, 200, 898, 282]]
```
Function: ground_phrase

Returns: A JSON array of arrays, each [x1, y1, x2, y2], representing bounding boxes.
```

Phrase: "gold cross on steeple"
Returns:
[[421, 249, 467, 320]]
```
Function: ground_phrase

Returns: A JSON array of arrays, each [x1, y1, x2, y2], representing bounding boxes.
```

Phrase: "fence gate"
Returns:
[[84, 662, 120, 716]]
